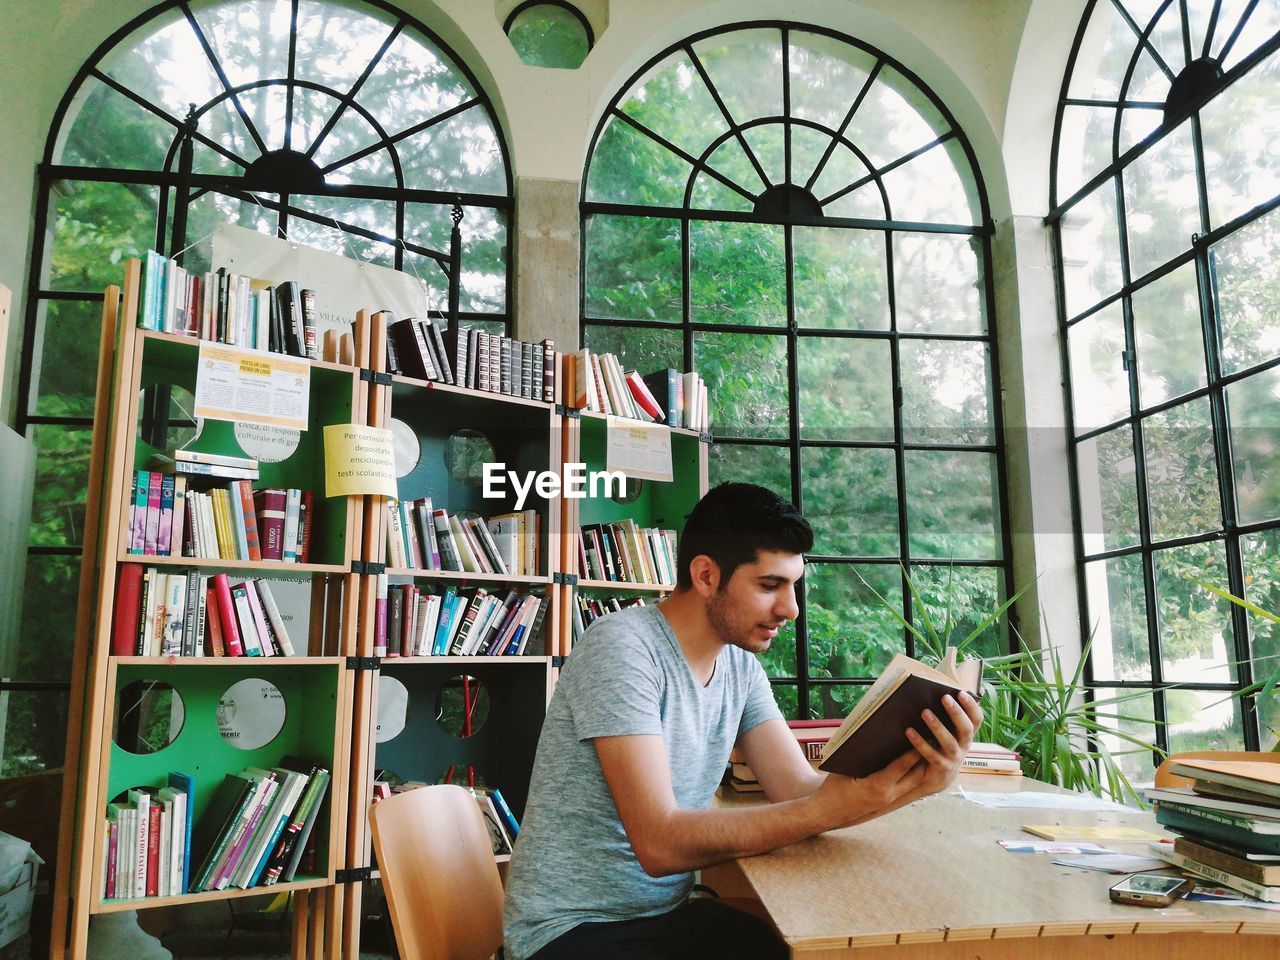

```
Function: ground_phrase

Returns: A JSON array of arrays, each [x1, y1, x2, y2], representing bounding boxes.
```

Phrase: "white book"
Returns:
[[255, 581, 296, 656], [161, 573, 186, 656], [460, 595, 500, 657], [128, 789, 150, 898], [418, 594, 442, 656], [231, 583, 263, 656], [282, 489, 301, 563], [449, 515, 481, 573], [513, 596, 543, 656], [157, 785, 186, 898], [385, 501, 407, 568]]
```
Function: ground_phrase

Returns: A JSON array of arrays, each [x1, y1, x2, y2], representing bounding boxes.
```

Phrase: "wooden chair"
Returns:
[[1154, 750, 1280, 788], [369, 784, 505, 960]]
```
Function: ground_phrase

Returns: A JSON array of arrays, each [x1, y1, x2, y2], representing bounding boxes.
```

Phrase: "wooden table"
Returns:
[[705, 774, 1280, 959]]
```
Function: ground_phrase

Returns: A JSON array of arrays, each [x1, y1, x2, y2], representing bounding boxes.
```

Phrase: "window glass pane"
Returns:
[[98, 7, 222, 120], [405, 203, 508, 316], [1068, 302, 1130, 432], [396, 107, 506, 195], [1216, 0, 1280, 72], [295, 0, 398, 90], [741, 125, 786, 192], [1202, 47, 1280, 229], [1066, 0, 1139, 99], [1168, 692, 1246, 754], [177, 191, 279, 277], [46, 182, 160, 293], [812, 145, 881, 219], [1059, 178, 1123, 319], [233, 84, 289, 152], [28, 425, 95, 549], [788, 32, 876, 130], [1077, 424, 1141, 553], [770, 683, 800, 720], [356, 24, 475, 137], [1142, 398, 1221, 541], [694, 331, 789, 440], [1124, 120, 1199, 280], [880, 139, 977, 225], [1055, 104, 1117, 203], [1227, 365, 1280, 526], [1153, 541, 1235, 684], [1131, 261, 1206, 407], [584, 324, 683, 379], [30, 299, 103, 419], [689, 220, 785, 326], [694, 139, 767, 209], [197, 0, 294, 89], [757, 621, 798, 680], [904, 451, 1000, 560], [909, 564, 1005, 659], [802, 447, 898, 557], [586, 116, 692, 206], [899, 340, 993, 445], [797, 337, 892, 442], [1212, 208, 1280, 376], [18, 554, 79, 683], [1085, 553, 1149, 681], [1241, 530, 1280, 749], [789, 126, 840, 200], [708, 442, 791, 496], [506, 4, 590, 69], [309, 97, 390, 186], [892, 233, 984, 334], [805, 562, 905, 679], [690, 29, 783, 130], [846, 65, 949, 172], [793, 227, 888, 330], [287, 195, 398, 267], [60, 78, 176, 171], [619, 50, 728, 162], [1091, 689, 1159, 789], [1, 690, 69, 778]]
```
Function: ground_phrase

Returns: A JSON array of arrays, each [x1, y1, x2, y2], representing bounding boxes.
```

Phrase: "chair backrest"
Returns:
[[369, 784, 505, 960], [1154, 750, 1280, 789]]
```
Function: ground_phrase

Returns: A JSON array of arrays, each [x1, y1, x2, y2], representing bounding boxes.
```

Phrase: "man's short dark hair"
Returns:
[[675, 482, 812, 589]]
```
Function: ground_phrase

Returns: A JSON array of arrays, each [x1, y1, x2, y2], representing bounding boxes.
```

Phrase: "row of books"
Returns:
[[375, 579, 547, 658], [387, 318, 559, 403], [569, 350, 710, 432], [128, 471, 314, 564], [385, 500, 538, 577], [1148, 756, 1280, 903], [102, 775, 191, 900], [111, 566, 297, 657], [723, 721, 842, 794], [139, 250, 322, 360], [187, 760, 331, 894], [578, 519, 678, 586], [569, 595, 649, 641]]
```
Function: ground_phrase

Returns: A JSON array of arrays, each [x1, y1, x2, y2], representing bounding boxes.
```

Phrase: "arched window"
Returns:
[[13, 0, 511, 775], [582, 23, 1009, 719], [1051, 1, 1280, 774]]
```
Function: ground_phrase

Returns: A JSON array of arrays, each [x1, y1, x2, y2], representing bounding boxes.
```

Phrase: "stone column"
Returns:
[[512, 178, 580, 352]]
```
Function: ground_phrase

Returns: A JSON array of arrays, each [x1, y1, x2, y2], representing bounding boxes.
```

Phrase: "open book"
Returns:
[[818, 649, 982, 779]]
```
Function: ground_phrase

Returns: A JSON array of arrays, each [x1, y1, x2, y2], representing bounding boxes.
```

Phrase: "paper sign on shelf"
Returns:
[[323, 424, 398, 498], [194, 343, 310, 430], [605, 417, 673, 482]]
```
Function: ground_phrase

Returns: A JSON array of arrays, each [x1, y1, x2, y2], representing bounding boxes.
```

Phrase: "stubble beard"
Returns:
[[707, 589, 770, 653]]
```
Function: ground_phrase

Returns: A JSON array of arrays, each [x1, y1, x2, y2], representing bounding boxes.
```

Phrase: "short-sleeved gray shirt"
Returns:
[[503, 604, 782, 960]]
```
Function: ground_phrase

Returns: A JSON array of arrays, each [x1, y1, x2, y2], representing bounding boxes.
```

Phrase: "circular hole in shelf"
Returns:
[[445, 429, 496, 487], [234, 421, 302, 463], [388, 418, 421, 478], [136, 382, 202, 451], [435, 675, 490, 739], [611, 476, 644, 504], [217, 678, 286, 750], [113, 680, 185, 755], [375, 675, 409, 743]]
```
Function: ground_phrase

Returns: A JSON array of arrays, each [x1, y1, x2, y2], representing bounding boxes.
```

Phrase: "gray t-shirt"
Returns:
[[503, 604, 782, 960]]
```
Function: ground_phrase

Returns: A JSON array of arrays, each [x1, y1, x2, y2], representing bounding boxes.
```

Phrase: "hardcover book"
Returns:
[[818, 650, 982, 779]]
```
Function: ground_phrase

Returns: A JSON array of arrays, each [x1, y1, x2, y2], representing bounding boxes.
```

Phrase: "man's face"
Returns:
[[705, 549, 804, 654]]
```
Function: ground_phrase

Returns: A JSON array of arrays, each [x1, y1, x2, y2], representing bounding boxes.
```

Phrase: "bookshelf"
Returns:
[[52, 259, 369, 959]]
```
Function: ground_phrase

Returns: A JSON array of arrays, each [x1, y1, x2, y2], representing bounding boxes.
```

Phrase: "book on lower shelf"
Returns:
[[110, 565, 298, 657], [102, 773, 193, 901], [577, 520, 677, 586], [186, 759, 330, 894], [374, 578, 547, 658], [570, 594, 651, 642], [817, 650, 982, 779]]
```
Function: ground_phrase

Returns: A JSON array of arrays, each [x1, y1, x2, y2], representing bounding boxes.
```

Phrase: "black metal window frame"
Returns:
[[579, 21, 1015, 720], [14, 0, 515, 710], [1048, 0, 1280, 756]]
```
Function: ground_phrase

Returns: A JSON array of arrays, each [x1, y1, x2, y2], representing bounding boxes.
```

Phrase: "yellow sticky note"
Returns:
[[323, 424, 398, 498]]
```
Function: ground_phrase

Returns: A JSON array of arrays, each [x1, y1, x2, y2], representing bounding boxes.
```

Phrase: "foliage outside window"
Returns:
[[582, 24, 1010, 720], [1052, 0, 1280, 782], [14, 0, 512, 777], [504, 1, 593, 69]]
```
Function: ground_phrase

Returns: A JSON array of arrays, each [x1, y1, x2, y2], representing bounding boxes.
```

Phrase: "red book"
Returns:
[[145, 801, 161, 897], [205, 586, 226, 656], [111, 565, 145, 656], [210, 573, 245, 656], [624, 370, 663, 420], [254, 488, 287, 561], [297, 491, 315, 563], [237, 481, 263, 561]]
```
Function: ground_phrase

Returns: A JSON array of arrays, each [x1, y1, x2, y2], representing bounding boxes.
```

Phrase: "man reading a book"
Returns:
[[504, 483, 983, 960]]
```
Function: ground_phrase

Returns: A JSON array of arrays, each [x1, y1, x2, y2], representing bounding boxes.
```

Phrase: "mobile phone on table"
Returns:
[[1108, 873, 1194, 907]]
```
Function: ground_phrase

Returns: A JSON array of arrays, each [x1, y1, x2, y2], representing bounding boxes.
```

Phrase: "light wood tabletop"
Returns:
[[706, 773, 1280, 959]]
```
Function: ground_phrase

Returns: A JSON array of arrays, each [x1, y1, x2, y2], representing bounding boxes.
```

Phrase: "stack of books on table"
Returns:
[[723, 720, 842, 794], [961, 742, 1022, 776], [1147, 757, 1280, 903]]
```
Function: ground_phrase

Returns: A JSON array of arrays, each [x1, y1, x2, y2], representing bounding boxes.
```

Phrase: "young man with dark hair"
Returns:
[[503, 483, 983, 960]]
